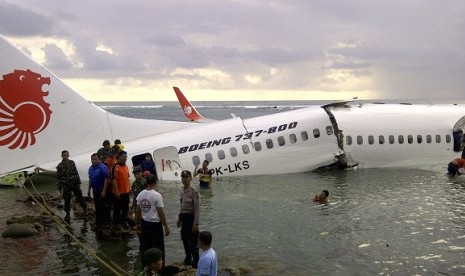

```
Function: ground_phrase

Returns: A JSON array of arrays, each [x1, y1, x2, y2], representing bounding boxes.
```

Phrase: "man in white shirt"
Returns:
[[196, 231, 218, 276], [135, 175, 170, 267]]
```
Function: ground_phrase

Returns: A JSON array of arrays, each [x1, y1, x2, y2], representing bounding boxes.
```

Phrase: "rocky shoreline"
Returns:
[[1, 192, 263, 275]]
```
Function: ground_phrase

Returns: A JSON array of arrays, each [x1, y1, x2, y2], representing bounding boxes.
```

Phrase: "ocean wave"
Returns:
[[99, 105, 164, 109]]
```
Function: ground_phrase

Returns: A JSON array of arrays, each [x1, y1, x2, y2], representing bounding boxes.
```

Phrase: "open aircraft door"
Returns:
[[153, 146, 182, 181], [452, 115, 465, 152]]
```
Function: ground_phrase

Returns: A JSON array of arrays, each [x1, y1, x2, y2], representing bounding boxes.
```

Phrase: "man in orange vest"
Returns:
[[111, 150, 131, 230]]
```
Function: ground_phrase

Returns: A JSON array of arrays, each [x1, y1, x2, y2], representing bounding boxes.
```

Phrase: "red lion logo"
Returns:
[[0, 69, 52, 149]]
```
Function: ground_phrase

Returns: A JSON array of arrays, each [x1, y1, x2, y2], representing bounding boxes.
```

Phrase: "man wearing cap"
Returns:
[[136, 175, 170, 267], [177, 170, 201, 268], [137, 247, 163, 276]]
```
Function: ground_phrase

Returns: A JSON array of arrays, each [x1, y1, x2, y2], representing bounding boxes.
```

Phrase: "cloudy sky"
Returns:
[[1, 1, 465, 101]]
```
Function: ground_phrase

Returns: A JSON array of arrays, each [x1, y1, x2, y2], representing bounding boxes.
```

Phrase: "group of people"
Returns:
[[134, 169, 217, 275], [55, 139, 218, 275]]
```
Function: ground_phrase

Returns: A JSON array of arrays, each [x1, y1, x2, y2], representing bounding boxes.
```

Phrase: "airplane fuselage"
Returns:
[[53, 103, 465, 181]]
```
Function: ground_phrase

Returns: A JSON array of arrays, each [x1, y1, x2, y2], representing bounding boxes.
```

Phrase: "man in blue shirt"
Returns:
[[88, 153, 110, 233], [196, 231, 218, 276]]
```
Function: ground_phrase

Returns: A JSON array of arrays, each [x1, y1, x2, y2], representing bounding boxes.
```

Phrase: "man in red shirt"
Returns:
[[448, 158, 465, 176]]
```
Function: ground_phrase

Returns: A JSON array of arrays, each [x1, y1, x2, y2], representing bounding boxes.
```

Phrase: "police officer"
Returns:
[[56, 150, 87, 221], [176, 170, 200, 268]]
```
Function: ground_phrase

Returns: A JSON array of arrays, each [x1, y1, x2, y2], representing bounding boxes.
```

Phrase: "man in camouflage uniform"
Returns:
[[97, 140, 112, 162], [57, 150, 87, 221], [131, 166, 147, 214]]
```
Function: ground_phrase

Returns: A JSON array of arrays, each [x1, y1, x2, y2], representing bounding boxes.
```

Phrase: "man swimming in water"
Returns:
[[313, 190, 329, 203]]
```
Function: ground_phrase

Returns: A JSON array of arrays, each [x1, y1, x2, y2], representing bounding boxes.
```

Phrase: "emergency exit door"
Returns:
[[153, 146, 182, 181]]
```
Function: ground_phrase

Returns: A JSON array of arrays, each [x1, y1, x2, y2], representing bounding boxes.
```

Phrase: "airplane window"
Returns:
[[290, 134, 297, 144], [217, 150, 225, 160], [426, 135, 432, 143], [205, 153, 213, 162], [389, 135, 394, 144], [417, 135, 422, 144], [407, 135, 413, 144], [278, 136, 285, 146], [192, 156, 201, 166], [230, 147, 238, 157], [326, 126, 333, 135], [446, 134, 451, 143], [313, 129, 320, 138], [357, 135, 363, 145], [242, 144, 250, 154], [368, 135, 374, 145], [254, 142, 262, 151], [379, 135, 385, 144], [435, 135, 441, 143], [301, 131, 308, 141], [346, 135, 352, 145], [266, 139, 273, 149], [398, 135, 404, 144]]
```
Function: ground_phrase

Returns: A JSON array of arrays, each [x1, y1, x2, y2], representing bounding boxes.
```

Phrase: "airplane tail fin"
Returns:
[[173, 87, 207, 122], [0, 34, 189, 175]]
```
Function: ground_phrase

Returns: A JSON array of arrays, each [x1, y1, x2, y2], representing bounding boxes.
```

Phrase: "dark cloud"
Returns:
[[0, 1, 54, 36], [4, 0, 465, 99], [42, 43, 73, 70], [143, 34, 186, 48]]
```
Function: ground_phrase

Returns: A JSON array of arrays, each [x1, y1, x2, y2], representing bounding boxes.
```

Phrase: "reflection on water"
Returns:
[[1, 168, 465, 275]]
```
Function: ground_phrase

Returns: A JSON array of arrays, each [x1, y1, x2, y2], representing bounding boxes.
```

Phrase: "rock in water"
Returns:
[[2, 223, 39, 238]]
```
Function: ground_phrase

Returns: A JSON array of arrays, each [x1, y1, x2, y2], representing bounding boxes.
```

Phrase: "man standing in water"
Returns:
[[56, 150, 87, 222], [136, 174, 170, 267], [112, 150, 131, 230], [177, 170, 200, 268], [194, 160, 213, 189], [87, 153, 109, 233]]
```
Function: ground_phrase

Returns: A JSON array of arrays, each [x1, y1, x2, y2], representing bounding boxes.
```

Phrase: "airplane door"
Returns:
[[153, 146, 182, 181]]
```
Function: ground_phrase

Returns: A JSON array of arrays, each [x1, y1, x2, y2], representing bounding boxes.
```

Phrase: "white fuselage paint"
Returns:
[[51, 103, 465, 181]]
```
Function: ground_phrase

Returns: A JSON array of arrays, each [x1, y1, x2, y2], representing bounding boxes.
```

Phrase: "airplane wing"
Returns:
[[173, 87, 216, 123]]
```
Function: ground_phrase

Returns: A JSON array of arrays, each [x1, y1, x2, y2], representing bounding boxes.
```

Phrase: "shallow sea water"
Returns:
[[1, 102, 464, 275]]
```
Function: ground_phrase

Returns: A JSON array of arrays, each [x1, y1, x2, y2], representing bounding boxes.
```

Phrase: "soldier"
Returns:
[[176, 170, 200, 268], [131, 166, 147, 214], [56, 150, 87, 221]]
